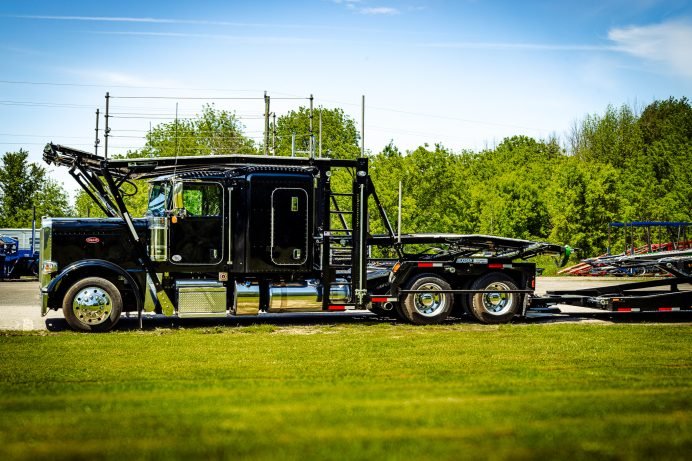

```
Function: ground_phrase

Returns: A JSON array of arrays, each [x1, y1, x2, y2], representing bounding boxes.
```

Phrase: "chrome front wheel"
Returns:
[[63, 277, 123, 332], [73, 286, 113, 325]]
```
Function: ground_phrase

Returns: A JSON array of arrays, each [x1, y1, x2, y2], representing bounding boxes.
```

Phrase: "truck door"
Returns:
[[169, 182, 224, 265], [271, 188, 308, 265]]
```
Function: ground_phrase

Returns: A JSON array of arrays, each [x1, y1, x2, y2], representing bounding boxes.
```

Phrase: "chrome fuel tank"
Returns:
[[267, 279, 350, 312]]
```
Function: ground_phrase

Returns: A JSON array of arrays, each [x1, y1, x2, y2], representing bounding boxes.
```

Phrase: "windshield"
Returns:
[[146, 182, 171, 217]]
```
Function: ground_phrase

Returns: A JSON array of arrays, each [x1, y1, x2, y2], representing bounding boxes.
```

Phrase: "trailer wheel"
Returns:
[[400, 274, 453, 325], [468, 273, 521, 324], [62, 277, 123, 332]]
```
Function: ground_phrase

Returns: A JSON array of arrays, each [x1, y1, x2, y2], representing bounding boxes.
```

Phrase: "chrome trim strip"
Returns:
[[40, 289, 49, 316], [123, 212, 139, 242]]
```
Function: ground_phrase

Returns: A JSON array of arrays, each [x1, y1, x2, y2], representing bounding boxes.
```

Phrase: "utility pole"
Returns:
[[174, 102, 179, 157], [309, 94, 314, 158], [104, 92, 110, 159], [94, 108, 100, 156], [31, 206, 36, 254], [318, 107, 322, 158], [361, 95, 365, 157], [272, 113, 276, 156], [264, 91, 270, 156], [397, 182, 402, 244]]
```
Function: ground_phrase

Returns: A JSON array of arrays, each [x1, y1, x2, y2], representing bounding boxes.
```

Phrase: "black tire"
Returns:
[[452, 278, 473, 317], [468, 273, 522, 324], [62, 277, 123, 332], [399, 274, 454, 325]]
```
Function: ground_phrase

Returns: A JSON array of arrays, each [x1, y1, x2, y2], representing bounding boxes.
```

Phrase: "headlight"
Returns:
[[42, 260, 58, 274]]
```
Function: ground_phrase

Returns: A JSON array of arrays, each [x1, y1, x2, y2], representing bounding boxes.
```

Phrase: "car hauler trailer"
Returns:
[[40, 142, 573, 331], [530, 256, 692, 314]]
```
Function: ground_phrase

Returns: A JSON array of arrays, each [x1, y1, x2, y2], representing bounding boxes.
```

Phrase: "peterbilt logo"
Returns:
[[85, 237, 100, 244]]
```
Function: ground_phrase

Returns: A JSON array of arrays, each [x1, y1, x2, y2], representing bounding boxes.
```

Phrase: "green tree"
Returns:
[[274, 107, 360, 159], [34, 178, 72, 221], [74, 191, 106, 218], [466, 136, 565, 240], [639, 96, 692, 146], [138, 104, 257, 158], [548, 158, 620, 256], [0, 149, 71, 226], [635, 97, 692, 220], [569, 104, 642, 169]]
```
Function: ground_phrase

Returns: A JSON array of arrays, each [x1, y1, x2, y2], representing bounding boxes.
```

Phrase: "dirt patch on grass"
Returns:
[[272, 325, 339, 335]]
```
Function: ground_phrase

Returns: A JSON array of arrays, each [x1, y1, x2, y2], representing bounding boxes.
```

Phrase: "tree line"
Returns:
[[1, 97, 689, 258]]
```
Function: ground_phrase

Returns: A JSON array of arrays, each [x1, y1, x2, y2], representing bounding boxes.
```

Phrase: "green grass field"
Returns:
[[1, 323, 690, 460]]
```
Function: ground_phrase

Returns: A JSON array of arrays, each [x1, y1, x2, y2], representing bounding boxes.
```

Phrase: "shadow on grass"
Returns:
[[44, 309, 692, 332], [45, 311, 403, 332]]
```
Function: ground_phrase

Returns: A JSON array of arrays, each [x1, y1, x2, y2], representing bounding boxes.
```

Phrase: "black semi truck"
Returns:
[[39, 143, 587, 332]]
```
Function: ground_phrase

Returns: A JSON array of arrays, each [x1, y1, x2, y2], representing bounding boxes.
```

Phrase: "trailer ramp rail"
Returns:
[[531, 277, 692, 313], [369, 233, 568, 260]]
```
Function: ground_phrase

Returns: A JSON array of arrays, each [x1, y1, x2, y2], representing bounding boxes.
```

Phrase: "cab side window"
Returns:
[[183, 184, 222, 216]]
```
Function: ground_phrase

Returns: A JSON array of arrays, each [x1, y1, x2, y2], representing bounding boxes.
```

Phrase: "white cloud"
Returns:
[[92, 30, 317, 46], [330, 1, 399, 15], [360, 7, 400, 15], [608, 19, 692, 78], [419, 42, 614, 51], [61, 69, 185, 90], [13, 15, 187, 24], [331, 0, 362, 10], [7, 14, 344, 31]]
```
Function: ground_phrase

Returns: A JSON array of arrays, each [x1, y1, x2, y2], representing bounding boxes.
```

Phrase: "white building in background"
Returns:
[[0, 228, 39, 251]]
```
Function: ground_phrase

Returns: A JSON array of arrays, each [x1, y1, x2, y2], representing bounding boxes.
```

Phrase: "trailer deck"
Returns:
[[530, 276, 692, 314]]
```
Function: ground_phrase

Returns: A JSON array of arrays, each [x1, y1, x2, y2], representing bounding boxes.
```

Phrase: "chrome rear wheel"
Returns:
[[401, 275, 454, 325], [469, 273, 521, 324]]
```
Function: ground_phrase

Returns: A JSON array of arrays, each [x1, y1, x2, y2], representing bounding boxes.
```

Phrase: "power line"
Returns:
[[0, 133, 93, 139], [111, 95, 307, 100], [317, 97, 549, 132], [0, 100, 93, 108], [0, 79, 263, 93]]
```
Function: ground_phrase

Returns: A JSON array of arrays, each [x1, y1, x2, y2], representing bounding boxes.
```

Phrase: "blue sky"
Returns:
[[1, 0, 691, 193]]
